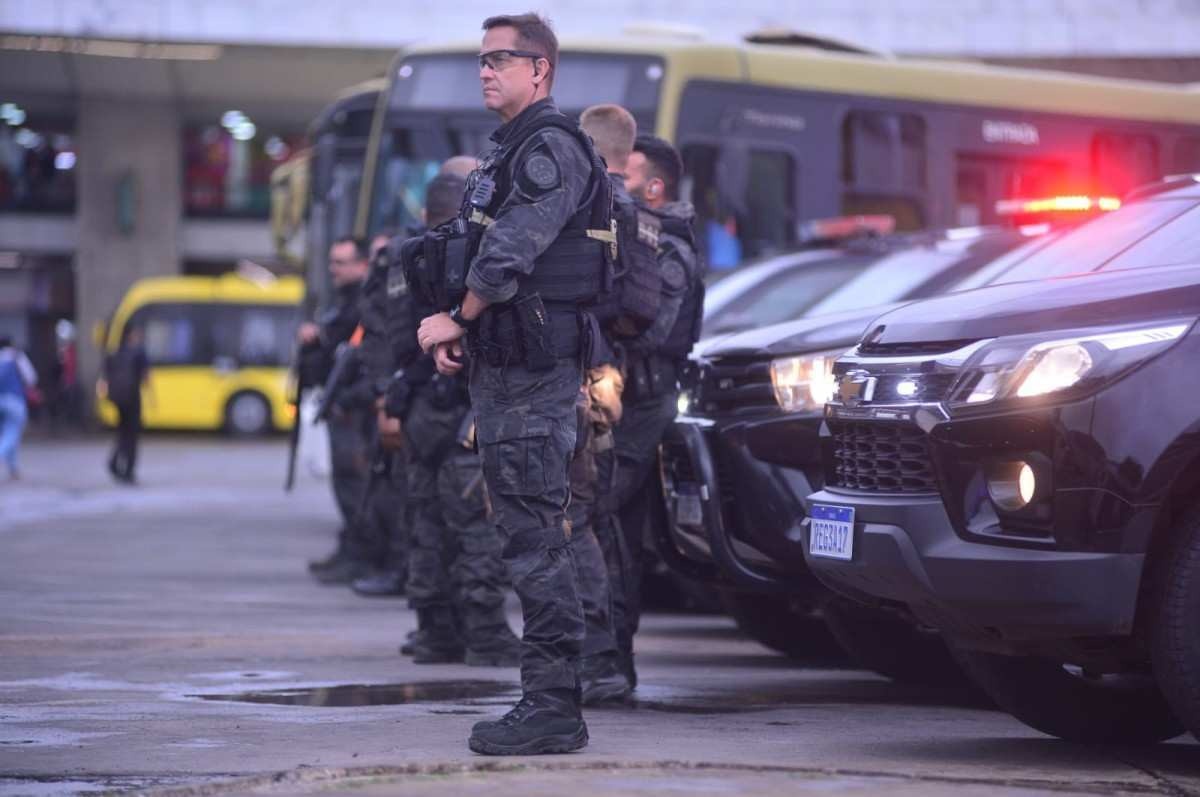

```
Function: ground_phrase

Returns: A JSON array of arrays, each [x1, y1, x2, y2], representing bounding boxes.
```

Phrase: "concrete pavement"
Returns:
[[0, 435, 1197, 796]]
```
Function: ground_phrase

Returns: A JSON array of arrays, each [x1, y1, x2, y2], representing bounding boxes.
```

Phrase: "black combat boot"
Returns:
[[410, 607, 465, 664], [580, 652, 632, 705], [311, 555, 371, 585], [464, 623, 522, 667], [468, 688, 588, 755], [352, 569, 406, 597], [398, 628, 421, 656]]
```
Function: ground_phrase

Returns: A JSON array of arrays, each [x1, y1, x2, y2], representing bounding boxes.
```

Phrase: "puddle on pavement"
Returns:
[[191, 680, 762, 715], [190, 680, 518, 708]]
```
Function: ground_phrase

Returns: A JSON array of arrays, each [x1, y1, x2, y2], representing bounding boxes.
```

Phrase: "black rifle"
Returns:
[[283, 342, 315, 492], [314, 342, 362, 423]]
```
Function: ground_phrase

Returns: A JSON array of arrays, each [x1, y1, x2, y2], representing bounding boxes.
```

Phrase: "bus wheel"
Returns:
[[956, 649, 1183, 743], [1152, 506, 1200, 742], [225, 391, 271, 436]]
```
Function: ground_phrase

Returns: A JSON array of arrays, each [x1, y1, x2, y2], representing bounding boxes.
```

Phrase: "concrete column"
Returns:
[[75, 99, 182, 407]]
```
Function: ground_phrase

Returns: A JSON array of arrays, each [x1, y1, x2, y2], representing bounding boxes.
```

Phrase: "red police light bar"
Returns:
[[995, 195, 1122, 216], [800, 214, 896, 242]]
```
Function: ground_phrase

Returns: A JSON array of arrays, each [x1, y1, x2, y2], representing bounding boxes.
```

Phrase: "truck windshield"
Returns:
[[985, 199, 1197, 284]]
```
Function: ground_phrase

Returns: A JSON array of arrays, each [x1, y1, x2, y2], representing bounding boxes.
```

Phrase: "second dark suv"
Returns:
[[804, 175, 1200, 743]]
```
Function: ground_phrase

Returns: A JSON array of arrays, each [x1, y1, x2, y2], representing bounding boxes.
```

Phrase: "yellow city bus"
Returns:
[[355, 29, 1200, 268], [95, 272, 304, 435]]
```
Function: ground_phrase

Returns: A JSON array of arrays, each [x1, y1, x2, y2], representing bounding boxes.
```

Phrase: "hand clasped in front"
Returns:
[[418, 313, 467, 375]]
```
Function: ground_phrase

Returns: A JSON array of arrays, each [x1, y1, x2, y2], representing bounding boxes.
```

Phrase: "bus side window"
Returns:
[[1093, 132, 1159, 195], [954, 154, 1067, 226], [211, 305, 296, 368], [682, 143, 796, 270], [841, 110, 926, 230], [131, 304, 208, 366]]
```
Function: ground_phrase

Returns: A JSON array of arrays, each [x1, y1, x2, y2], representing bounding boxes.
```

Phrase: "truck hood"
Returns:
[[861, 264, 1200, 346], [700, 304, 903, 361]]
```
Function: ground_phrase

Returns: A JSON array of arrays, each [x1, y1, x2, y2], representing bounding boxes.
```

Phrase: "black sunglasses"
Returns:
[[478, 49, 546, 71]]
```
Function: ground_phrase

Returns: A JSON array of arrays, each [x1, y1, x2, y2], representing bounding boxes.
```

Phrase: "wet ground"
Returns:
[[1, 436, 1197, 796]]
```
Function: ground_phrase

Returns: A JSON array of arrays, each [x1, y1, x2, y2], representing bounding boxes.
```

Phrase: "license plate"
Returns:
[[809, 503, 854, 560], [675, 488, 703, 527]]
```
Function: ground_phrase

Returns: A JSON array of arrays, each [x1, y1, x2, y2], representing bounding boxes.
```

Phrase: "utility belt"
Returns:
[[468, 294, 582, 371], [623, 351, 684, 403]]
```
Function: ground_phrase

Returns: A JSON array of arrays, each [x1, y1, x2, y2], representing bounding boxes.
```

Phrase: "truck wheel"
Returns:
[[720, 590, 844, 663], [1152, 506, 1200, 742], [822, 596, 966, 686], [225, 391, 272, 437], [956, 649, 1184, 743]]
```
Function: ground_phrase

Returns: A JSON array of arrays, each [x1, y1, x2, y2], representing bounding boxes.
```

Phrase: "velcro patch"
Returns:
[[523, 153, 560, 191]]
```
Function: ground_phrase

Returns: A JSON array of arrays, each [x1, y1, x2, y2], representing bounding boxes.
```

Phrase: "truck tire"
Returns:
[[956, 649, 1184, 743], [1151, 507, 1200, 742], [225, 391, 272, 436], [822, 596, 966, 686], [720, 590, 844, 663]]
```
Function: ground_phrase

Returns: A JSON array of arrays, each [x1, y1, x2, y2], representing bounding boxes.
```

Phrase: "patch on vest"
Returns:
[[661, 258, 687, 292], [523, 153, 561, 191], [636, 211, 661, 248], [386, 267, 408, 297]]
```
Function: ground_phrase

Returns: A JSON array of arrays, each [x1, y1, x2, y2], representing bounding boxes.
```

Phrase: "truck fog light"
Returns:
[[987, 461, 1037, 511]]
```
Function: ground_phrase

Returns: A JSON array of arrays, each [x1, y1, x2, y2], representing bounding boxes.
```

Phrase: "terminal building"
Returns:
[[1, 0, 1198, 402]]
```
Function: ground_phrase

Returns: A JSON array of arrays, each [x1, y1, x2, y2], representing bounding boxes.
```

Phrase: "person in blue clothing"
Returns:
[[0, 336, 38, 480]]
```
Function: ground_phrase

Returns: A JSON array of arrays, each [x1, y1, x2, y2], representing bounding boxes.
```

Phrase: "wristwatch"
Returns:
[[449, 304, 479, 332]]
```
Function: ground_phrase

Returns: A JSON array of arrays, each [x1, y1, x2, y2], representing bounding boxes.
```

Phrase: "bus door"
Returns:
[[124, 302, 217, 429]]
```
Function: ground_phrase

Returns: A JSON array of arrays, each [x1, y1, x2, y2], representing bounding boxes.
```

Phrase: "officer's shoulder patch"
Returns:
[[523, 152, 560, 191], [662, 258, 687, 291]]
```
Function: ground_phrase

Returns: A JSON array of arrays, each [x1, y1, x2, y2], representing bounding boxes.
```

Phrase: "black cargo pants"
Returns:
[[470, 354, 585, 694]]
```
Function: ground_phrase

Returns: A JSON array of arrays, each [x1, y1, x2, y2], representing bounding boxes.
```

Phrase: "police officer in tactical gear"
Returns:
[[607, 135, 704, 687], [385, 167, 522, 667], [302, 236, 376, 582], [571, 102, 656, 704], [417, 13, 611, 755], [348, 230, 411, 598]]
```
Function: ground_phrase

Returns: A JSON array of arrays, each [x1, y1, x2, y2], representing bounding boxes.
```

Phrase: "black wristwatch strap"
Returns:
[[449, 304, 479, 332]]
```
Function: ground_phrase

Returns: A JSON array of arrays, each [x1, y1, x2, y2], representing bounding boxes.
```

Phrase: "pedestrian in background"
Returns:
[[104, 325, 149, 484], [0, 336, 37, 480]]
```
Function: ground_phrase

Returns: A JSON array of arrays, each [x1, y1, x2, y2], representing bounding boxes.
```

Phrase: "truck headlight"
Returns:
[[956, 322, 1192, 408], [770, 353, 838, 412]]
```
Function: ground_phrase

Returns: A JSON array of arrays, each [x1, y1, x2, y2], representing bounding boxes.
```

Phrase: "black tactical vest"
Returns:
[[462, 105, 614, 305]]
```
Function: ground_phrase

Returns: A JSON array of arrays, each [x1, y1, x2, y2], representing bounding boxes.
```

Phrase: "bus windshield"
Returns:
[[388, 52, 664, 117]]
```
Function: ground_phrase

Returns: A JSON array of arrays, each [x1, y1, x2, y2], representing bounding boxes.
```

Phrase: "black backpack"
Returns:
[[601, 191, 663, 338]]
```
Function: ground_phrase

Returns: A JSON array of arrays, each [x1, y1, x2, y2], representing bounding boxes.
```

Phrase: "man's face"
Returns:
[[624, 151, 664, 209], [479, 26, 544, 121], [328, 242, 367, 287]]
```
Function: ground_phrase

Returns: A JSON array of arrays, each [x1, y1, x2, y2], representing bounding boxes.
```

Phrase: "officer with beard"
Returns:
[[416, 13, 612, 755], [608, 134, 704, 688]]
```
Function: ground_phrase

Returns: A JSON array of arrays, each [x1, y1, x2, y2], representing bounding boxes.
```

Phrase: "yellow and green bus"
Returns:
[[351, 29, 1200, 269], [270, 77, 387, 308], [95, 272, 304, 435]]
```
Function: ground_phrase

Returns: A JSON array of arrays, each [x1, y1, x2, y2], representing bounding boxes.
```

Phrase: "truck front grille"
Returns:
[[829, 420, 937, 494]]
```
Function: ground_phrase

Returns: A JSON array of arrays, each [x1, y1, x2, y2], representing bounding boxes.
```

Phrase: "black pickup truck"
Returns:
[[804, 175, 1200, 743], [659, 222, 1064, 674]]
